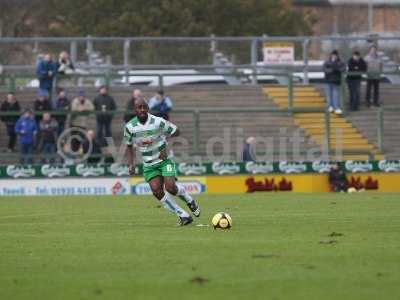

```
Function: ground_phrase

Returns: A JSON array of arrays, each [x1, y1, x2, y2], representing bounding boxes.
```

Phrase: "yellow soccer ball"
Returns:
[[212, 212, 232, 230]]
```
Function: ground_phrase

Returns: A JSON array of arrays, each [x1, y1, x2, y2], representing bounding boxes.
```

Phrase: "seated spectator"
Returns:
[[82, 130, 102, 164], [36, 53, 56, 100], [34, 89, 52, 124], [0, 93, 21, 152], [54, 89, 70, 136], [56, 51, 75, 92], [38, 112, 58, 164], [323, 50, 345, 115], [242, 137, 256, 162], [70, 90, 94, 152], [328, 163, 348, 192], [148, 90, 173, 120], [93, 86, 116, 145], [15, 109, 38, 165], [124, 89, 142, 123]]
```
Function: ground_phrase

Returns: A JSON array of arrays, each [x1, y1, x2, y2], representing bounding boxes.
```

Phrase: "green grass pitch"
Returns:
[[1, 193, 400, 300]]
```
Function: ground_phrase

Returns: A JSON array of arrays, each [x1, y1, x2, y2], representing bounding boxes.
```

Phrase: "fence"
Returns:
[[1, 35, 400, 84]]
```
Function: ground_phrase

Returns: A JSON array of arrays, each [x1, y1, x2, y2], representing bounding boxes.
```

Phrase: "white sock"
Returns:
[[160, 193, 190, 218], [176, 183, 193, 204]]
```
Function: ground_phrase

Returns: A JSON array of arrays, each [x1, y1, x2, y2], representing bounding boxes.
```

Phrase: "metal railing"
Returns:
[[2, 35, 400, 84]]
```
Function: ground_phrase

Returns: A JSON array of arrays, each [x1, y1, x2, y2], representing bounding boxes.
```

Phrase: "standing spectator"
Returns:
[[0, 93, 21, 152], [36, 53, 56, 100], [34, 89, 52, 124], [93, 86, 116, 145], [70, 90, 94, 151], [124, 89, 142, 123], [15, 109, 38, 164], [38, 112, 58, 164], [323, 50, 345, 115], [148, 90, 173, 120], [365, 45, 383, 107], [56, 51, 75, 92], [242, 137, 256, 162], [54, 89, 70, 136], [347, 51, 367, 111]]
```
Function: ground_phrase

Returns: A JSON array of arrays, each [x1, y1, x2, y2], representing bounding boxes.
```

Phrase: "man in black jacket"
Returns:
[[328, 163, 348, 192], [124, 89, 141, 123], [93, 86, 116, 145], [34, 89, 52, 124], [0, 93, 21, 152], [323, 50, 345, 115], [347, 51, 367, 111]]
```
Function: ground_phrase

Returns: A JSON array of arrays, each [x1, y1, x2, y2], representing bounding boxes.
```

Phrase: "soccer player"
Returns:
[[124, 98, 200, 226]]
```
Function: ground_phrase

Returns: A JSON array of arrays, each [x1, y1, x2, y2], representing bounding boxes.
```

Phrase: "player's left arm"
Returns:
[[161, 119, 179, 138]]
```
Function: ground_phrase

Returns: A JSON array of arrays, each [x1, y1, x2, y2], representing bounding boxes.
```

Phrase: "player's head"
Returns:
[[134, 98, 149, 121]]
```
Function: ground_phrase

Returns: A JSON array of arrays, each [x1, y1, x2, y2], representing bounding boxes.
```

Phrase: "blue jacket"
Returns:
[[15, 116, 38, 145], [36, 59, 57, 90]]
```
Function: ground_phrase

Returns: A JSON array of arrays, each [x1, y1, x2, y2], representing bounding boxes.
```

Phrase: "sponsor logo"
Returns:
[[178, 163, 207, 175], [6, 165, 36, 178], [41, 165, 70, 178], [378, 160, 400, 172], [212, 162, 240, 175], [311, 161, 336, 173], [131, 180, 205, 195], [109, 163, 130, 176], [345, 161, 373, 173], [278, 161, 307, 174], [245, 162, 274, 174], [111, 181, 127, 195], [75, 164, 105, 177]]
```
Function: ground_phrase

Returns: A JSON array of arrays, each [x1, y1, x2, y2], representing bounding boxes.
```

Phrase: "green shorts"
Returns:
[[143, 159, 177, 182]]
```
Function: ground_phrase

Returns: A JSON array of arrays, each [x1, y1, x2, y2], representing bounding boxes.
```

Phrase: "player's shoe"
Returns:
[[186, 199, 201, 217], [178, 215, 193, 226]]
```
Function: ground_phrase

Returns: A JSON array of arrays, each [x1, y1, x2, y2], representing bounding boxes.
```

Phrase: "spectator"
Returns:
[[38, 112, 58, 164], [124, 89, 142, 123], [323, 50, 345, 115], [56, 51, 75, 75], [242, 137, 256, 162], [15, 109, 38, 164], [34, 89, 52, 124], [328, 163, 348, 192], [70, 90, 94, 151], [36, 53, 56, 99], [82, 130, 102, 164], [54, 89, 70, 136], [56, 51, 75, 92], [93, 86, 116, 145], [0, 93, 21, 152], [148, 90, 173, 120], [347, 51, 367, 111], [365, 45, 383, 107]]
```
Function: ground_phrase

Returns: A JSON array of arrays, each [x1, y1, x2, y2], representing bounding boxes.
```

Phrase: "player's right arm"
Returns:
[[126, 145, 136, 175], [124, 125, 136, 175]]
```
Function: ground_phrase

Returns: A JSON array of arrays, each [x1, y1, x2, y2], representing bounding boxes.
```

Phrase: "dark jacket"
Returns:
[[56, 59, 75, 75], [55, 96, 70, 123], [15, 116, 38, 145], [242, 143, 255, 162], [323, 59, 345, 85], [39, 118, 58, 144], [0, 101, 21, 124], [82, 139, 102, 164], [34, 98, 52, 123], [36, 59, 57, 90], [347, 57, 367, 80], [124, 97, 137, 123], [93, 94, 116, 122]]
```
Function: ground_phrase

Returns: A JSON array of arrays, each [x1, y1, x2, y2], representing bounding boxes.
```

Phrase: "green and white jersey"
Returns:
[[123, 114, 177, 166]]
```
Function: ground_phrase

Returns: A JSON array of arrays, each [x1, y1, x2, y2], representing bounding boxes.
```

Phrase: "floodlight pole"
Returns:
[[368, 0, 374, 32]]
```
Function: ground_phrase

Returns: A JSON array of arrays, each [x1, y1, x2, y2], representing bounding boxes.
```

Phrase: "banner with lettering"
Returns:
[[0, 160, 400, 179]]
